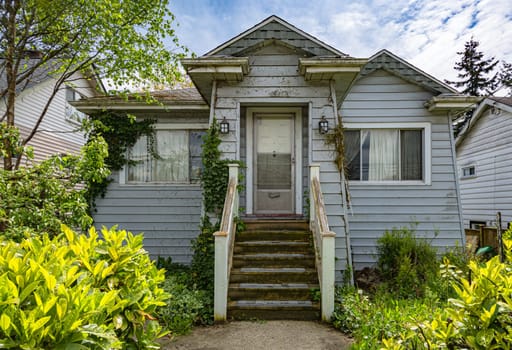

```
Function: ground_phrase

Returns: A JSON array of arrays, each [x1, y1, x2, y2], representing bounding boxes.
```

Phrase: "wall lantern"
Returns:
[[220, 117, 230, 134], [318, 116, 329, 134]]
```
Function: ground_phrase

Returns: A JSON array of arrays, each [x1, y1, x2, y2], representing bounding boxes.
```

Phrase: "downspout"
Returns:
[[209, 80, 217, 126], [329, 80, 354, 285], [448, 111, 466, 244]]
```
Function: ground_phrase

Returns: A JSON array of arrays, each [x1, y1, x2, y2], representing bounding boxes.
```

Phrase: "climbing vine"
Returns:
[[82, 111, 156, 210], [324, 115, 351, 206]]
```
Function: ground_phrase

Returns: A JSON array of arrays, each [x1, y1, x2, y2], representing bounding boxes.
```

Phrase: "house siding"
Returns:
[[457, 108, 512, 227], [341, 70, 464, 269], [0, 73, 96, 163], [93, 182, 202, 263]]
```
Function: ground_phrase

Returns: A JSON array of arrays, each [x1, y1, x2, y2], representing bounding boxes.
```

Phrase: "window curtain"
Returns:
[[368, 130, 399, 181], [344, 130, 361, 180], [401, 130, 422, 180], [128, 135, 149, 182], [154, 130, 189, 182]]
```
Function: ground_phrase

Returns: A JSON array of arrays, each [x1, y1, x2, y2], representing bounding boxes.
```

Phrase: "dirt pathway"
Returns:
[[159, 320, 353, 350]]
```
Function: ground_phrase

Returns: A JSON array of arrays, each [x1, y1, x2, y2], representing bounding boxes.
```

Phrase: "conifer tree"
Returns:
[[445, 38, 499, 96]]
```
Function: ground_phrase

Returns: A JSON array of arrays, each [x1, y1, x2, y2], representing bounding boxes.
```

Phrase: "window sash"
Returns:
[[127, 129, 204, 183], [346, 128, 424, 182]]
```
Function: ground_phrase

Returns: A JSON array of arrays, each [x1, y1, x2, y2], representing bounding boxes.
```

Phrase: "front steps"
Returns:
[[228, 220, 320, 320]]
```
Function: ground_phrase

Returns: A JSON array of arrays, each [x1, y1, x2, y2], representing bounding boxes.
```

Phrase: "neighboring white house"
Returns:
[[456, 96, 512, 228], [0, 60, 104, 164]]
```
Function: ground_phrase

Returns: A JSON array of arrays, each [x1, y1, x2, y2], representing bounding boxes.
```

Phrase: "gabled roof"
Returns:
[[361, 49, 457, 95], [0, 59, 105, 94], [204, 15, 349, 58], [456, 96, 512, 147]]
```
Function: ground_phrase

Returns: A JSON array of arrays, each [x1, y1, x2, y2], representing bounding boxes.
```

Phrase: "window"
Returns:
[[127, 128, 205, 183], [65, 87, 86, 124], [344, 124, 430, 183], [461, 165, 476, 178]]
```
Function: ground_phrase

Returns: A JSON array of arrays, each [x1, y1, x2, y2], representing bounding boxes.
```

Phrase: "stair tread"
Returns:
[[234, 253, 314, 258], [237, 241, 310, 245], [231, 283, 318, 289], [230, 300, 317, 306], [237, 267, 312, 273]]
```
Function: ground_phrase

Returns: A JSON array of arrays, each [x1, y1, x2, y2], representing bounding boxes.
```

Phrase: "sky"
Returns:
[[169, 0, 512, 91]]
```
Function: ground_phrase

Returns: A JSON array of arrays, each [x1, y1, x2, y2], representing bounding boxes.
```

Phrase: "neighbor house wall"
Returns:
[[341, 70, 464, 270], [457, 107, 512, 227], [0, 72, 96, 164]]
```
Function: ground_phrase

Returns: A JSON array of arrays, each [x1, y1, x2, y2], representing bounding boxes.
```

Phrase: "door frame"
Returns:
[[246, 107, 302, 215]]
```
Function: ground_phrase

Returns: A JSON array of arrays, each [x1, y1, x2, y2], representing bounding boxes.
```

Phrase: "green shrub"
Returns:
[[332, 286, 439, 349], [0, 225, 167, 349], [157, 274, 209, 335], [376, 226, 438, 298], [382, 232, 512, 349]]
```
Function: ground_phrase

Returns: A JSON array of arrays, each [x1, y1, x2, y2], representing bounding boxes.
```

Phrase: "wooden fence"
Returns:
[[465, 226, 500, 254]]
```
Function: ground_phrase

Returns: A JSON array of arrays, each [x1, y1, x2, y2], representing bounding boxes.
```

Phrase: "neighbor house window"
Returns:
[[127, 128, 205, 183], [344, 124, 430, 183], [65, 86, 86, 124], [461, 165, 476, 178]]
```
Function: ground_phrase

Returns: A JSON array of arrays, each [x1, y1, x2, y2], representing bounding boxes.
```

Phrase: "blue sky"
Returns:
[[170, 0, 512, 90]]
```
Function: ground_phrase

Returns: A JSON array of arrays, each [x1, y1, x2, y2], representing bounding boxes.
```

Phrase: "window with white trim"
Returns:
[[344, 124, 430, 182], [461, 165, 476, 178], [127, 128, 205, 183]]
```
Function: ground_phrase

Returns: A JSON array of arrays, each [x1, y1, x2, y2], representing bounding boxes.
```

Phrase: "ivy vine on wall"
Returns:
[[83, 111, 156, 210]]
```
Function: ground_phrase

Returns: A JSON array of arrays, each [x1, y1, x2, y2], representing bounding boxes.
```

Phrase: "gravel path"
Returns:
[[159, 320, 353, 350]]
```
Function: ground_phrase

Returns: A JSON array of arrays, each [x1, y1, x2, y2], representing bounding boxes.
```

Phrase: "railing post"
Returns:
[[214, 231, 228, 321], [321, 231, 336, 321], [309, 164, 320, 229], [213, 163, 239, 322]]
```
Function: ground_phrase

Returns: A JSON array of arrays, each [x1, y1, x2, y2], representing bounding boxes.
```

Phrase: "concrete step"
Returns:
[[234, 241, 312, 254], [229, 283, 319, 300], [232, 253, 316, 268], [230, 267, 318, 284], [228, 300, 320, 320]]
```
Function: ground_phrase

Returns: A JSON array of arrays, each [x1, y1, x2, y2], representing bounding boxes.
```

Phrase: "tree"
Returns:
[[0, 0, 187, 170], [445, 38, 499, 96]]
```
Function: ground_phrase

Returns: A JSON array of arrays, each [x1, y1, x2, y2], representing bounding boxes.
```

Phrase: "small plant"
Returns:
[[376, 225, 438, 298]]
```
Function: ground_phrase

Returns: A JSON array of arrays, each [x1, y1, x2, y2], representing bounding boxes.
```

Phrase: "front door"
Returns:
[[253, 113, 295, 214]]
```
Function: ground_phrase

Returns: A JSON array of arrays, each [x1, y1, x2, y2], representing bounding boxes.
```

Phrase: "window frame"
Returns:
[[343, 122, 431, 185], [120, 123, 209, 186], [461, 165, 476, 179]]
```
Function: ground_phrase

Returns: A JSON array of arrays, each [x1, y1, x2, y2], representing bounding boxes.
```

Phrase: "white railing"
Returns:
[[213, 163, 239, 321], [309, 164, 336, 321]]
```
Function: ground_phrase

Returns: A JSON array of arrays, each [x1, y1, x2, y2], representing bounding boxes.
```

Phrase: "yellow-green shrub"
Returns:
[[0, 225, 167, 349], [382, 232, 512, 349]]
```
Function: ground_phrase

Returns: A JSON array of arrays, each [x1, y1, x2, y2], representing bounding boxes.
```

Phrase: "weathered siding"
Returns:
[[215, 43, 349, 278], [341, 70, 464, 269], [93, 183, 202, 263], [457, 108, 512, 227]]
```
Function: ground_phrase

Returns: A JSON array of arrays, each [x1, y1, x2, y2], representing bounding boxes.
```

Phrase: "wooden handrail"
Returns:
[[213, 164, 239, 321], [309, 165, 335, 321]]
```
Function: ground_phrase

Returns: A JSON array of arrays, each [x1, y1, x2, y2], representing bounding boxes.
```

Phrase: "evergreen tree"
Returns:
[[445, 38, 499, 96]]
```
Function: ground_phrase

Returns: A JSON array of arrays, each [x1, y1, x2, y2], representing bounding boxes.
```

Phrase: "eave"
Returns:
[[181, 57, 250, 105], [424, 95, 481, 114], [70, 100, 209, 114], [299, 58, 368, 105]]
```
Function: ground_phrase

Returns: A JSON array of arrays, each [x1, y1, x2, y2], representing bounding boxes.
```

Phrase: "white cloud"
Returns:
[[170, 0, 512, 87]]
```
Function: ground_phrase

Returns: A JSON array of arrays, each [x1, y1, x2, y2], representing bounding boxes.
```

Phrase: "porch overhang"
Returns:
[[299, 58, 368, 104], [424, 94, 481, 115], [181, 57, 250, 105]]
